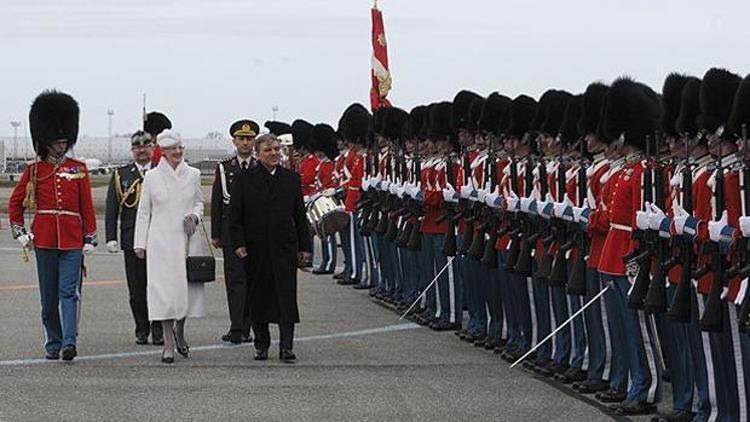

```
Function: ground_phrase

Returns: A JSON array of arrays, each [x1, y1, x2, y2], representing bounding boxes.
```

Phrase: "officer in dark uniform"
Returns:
[[105, 130, 164, 345], [212, 119, 259, 344]]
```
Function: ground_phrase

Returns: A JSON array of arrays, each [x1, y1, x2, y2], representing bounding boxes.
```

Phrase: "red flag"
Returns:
[[370, 1, 392, 110]]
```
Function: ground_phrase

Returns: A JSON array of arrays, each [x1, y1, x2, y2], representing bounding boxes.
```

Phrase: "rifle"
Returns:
[[736, 126, 750, 331], [395, 148, 413, 248], [468, 147, 491, 260], [566, 139, 589, 296], [697, 146, 727, 332], [441, 151, 459, 256], [644, 132, 668, 313], [626, 136, 655, 309], [481, 143, 500, 269], [549, 152, 571, 286], [534, 153, 554, 279], [514, 155, 536, 276], [406, 152, 423, 251], [505, 155, 522, 271], [384, 144, 401, 242], [361, 147, 381, 235], [457, 147, 475, 256]]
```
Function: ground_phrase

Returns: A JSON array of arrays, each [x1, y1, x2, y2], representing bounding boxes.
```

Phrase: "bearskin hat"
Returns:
[[451, 90, 483, 131], [541, 90, 573, 136], [467, 98, 485, 133], [29, 90, 79, 159], [478, 92, 512, 136], [661, 73, 690, 138], [530, 90, 556, 133], [601, 77, 662, 151], [577, 82, 609, 136], [264, 121, 292, 136], [428, 101, 455, 142], [408, 105, 428, 140], [507, 95, 538, 140], [558, 94, 584, 147], [698, 67, 741, 137], [382, 107, 409, 141], [291, 119, 314, 150], [675, 77, 702, 139], [143, 111, 172, 138], [728, 74, 750, 139], [311, 123, 338, 160], [339, 103, 371, 145]]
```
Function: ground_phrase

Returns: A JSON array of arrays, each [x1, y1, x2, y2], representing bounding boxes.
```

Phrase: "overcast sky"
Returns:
[[1, 0, 748, 138]]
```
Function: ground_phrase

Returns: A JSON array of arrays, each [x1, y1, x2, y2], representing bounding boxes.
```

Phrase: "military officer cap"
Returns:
[[230, 120, 259, 138], [130, 130, 153, 146]]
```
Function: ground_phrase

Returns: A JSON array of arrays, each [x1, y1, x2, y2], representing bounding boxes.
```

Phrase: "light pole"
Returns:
[[107, 109, 114, 164], [10, 121, 20, 160], [272, 105, 279, 121]]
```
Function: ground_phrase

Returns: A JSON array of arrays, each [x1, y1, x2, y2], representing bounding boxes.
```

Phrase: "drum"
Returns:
[[306, 195, 349, 236]]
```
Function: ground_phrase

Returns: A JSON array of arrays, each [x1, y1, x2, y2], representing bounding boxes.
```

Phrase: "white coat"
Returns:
[[133, 158, 206, 320]]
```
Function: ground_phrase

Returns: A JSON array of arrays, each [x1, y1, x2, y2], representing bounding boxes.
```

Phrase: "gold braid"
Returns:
[[114, 168, 142, 209]]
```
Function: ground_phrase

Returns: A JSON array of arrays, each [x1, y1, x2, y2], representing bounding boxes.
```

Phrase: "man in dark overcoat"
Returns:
[[230, 134, 312, 363]]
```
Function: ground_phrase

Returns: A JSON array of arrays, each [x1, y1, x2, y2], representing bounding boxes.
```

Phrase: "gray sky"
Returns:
[[1, 0, 748, 138]]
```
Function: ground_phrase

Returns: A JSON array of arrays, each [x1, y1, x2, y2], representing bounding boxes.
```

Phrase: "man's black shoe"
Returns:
[[339, 278, 358, 286], [614, 401, 657, 416], [596, 389, 627, 403], [312, 268, 334, 275], [279, 349, 296, 363], [229, 331, 243, 344], [152, 335, 164, 346], [136, 335, 149, 345], [45, 350, 60, 360], [576, 379, 609, 394], [61, 345, 77, 361], [333, 272, 347, 280], [651, 410, 695, 422], [221, 331, 232, 342], [555, 367, 587, 384], [352, 283, 370, 290], [254, 349, 268, 361], [242, 334, 254, 343]]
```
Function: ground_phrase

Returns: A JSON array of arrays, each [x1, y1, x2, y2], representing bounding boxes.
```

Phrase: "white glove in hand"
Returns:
[[380, 180, 391, 192], [554, 196, 574, 221], [460, 184, 474, 200], [322, 188, 336, 197], [636, 207, 651, 231], [476, 188, 489, 203], [361, 177, 371, 192], [389, 182, 399, 195], [506, 191, 520, 212], [740, 216, 750, 238], [83, 243, 95, 255], [396, 183, 408, 199], [485, 188, 502, 208], [16, 233, 33, 248], [520, 197, 533, 213], [708, 210, 734, 243], [183, 214, 199, 236], [106, 240, 119, 253], [442, 183, 459, 203]]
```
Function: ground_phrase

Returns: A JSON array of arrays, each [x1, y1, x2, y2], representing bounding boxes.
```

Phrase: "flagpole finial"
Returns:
[[373, 0, 378, 9]]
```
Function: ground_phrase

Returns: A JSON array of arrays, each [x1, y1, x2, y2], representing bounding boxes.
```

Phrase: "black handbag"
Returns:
[[186, 220, 216, 283]]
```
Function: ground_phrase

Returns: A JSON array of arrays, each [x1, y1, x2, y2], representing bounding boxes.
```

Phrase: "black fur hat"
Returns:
[[408, 105, 428, 140], [728, 74, 750, 139], [29, 90, 80, 159], [264, 121, 292, 136], [601, 77, 662, 151], [478, 92, 512, 136], [291, 119, 314, 150], [542, 90, 573, 136], [577, 82, 609, 136], [698, 68, 742, 138], [558, 94, 584, 147], [372, 107, 388, 136], [661, 73, 690, 138], [675, 77, 702, 138], [467, 98, 485, 133], [311, 123, 338, 160], [451, 90, 483, 131], [143, 111, 172, 138], [531, 90, 557, 133], [340, 103, 371, 145], [382, 107, 409, 141], [428, 101, 455, 142], [507, 95, 538, 140]]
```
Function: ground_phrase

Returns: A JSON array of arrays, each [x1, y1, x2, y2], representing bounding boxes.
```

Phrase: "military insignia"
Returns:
[[377, 33, 387, 47]]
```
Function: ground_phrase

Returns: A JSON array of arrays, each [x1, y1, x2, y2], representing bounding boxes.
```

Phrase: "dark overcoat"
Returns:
[[230, 164, 311, 323]]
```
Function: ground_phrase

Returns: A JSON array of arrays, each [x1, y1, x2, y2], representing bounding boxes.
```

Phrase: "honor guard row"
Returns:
[[289, 67, 750, 420]]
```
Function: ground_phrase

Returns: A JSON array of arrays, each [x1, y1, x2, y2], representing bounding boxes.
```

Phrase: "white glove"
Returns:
[[380, 180, 391, 192], [322, 188, 336, 197], [636, 202, 651, 231], [740, 216, 750, 238], [396, 182, 408, 199], [672, 202, 699, 238], [648, 203, 671, 238], [106, 240, 119, 253], [538, 193, 555, 219], [520, 197, 534, 213], [708, 211, 735, 254], [408, 182, 422, 200], [572, 199, 591, 225], [83, 243, 95, 255], [476, 188, 489, 203], [506, 191, 520, 212], [16, 233, 33, 248], [442, 183, 459, 203], [389, 181, 399, 195], [362, 177, 371, 192], [554, 196, 574, 221], [371, 175, 382, 190], [485, 189, 503, 208], [460, 184, 474, 200], [183, 214, 199, 236]]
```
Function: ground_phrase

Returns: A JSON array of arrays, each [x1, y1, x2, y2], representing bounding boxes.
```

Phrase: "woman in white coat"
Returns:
[[133, 130, 206, 363]]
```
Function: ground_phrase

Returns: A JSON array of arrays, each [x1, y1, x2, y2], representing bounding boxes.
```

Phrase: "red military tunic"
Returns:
[[723, 166, 742, 302], [342, 149, 364, 212], [421, 157, 447, 234], [315, 158, 337, 191], [299, 153, 321, 197], [497, 158, 527, 251], [8, 158, 97, 250], [692, 159, 719, 295], [586, 156, 611, 269], [598, 157, 644, 276], [334, 149, 349, 201]]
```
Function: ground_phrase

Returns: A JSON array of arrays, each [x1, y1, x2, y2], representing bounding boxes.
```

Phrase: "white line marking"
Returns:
[[0, 323, 420, 367]]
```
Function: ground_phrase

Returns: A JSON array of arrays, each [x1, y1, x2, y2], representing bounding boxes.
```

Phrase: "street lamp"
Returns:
[[10, 121, 20, 160], [107, 109, 115, 164], [272, 105, 279, 121]]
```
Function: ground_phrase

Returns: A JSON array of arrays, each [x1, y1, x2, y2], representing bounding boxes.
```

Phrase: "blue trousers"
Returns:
[[609, 275, 662, 404], [657, 284, 694, 413], [583, 268, 610, 382], [531, 275, 551, 360], [339, 226, 352, 279], [363, 234, 380, 287], [35, 248, 83, 353], [316, 233, 337, 273], [601, 273, 629, 393], [422, 233, 457, 322], [703, 299, 740, 421], [470, 258, 490, 332], [510, 272, 533, 351], [347, 212, 365, 282], [486, 255, 506, 344], [550, 284, 571, 364], [400, 247, 420, 304], [568, 292, 588, 370], [498, 253, 519, 347]]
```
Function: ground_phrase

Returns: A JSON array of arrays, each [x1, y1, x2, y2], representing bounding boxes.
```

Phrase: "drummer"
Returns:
[[310, 124, 341, 275]]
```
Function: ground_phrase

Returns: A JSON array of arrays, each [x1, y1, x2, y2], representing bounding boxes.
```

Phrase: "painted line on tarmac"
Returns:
[[0, 279, 125, 291], [0, 323, 420, 367]]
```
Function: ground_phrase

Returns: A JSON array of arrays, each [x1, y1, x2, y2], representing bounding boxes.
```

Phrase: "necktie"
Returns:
[[241, 162, 248, 170]]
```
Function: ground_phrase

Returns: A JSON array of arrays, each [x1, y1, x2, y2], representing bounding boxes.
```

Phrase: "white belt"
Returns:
[[37, 209, 80, 217], [610, 223, 632, 232]]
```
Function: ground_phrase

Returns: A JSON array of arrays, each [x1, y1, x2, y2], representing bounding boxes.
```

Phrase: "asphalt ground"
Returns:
[[0, 217, 660, 421]]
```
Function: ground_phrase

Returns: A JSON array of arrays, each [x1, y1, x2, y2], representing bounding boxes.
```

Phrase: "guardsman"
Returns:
[[211, 119, 259, 344], [291, 120, 317, 268], [333, 130, 352, 281], [310, 123, 340, 275], [8, 91, 97, 362], [105, 130, 163, 345]]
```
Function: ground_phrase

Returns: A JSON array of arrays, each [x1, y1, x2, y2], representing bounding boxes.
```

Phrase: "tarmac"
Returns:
[[0, 217, 655, 421]]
